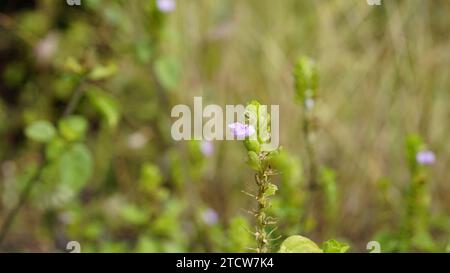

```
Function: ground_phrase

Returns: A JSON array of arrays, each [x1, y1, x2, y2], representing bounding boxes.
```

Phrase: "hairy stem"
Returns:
[[253, 154, 274, 253]]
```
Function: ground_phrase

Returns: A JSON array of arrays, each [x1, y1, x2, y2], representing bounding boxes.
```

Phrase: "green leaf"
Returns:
[[59, 143, 93, 192], [319, 167, 338, 219], [45, 137, 67, 160], [278, 235, 323, 253], [139, 163, 163, 194], [120, 204, 149, 226], [58, 115, 88, 141], [244, 139, 260, 153], [268, 150, 302, 187], [293, 56, 319, 101], [25, 120, 56, 143], [322, 239, 350, 253], [152, 200, 183, 236], [63, 57, 84, 74], [136, 236, 159, 252], [87, 87, 120, 128], [264, 183, 278, 198], [405, 134, 424, 170], [154, 56, 180, 91], [88, 62, 118, 80], [227, 216, 254, 252], [135, 40, 153, 64], [245, 100, 271, 144], [246, 151, 261, 171], [412, 231, 436, 252], [3, 62, 26, 88]]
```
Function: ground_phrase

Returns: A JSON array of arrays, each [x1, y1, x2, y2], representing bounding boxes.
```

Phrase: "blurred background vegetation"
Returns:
[[0, 0, 449, 252]]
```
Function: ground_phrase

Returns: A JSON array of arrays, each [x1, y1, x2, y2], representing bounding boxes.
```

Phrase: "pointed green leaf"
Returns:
[[322, 239, 350, 253], [87, 87, 120, 128], [154, 56, 180, 91], [264, 183, 278, 198]]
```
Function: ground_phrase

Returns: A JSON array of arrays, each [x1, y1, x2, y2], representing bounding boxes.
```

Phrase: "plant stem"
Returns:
[[0, 83, 83, 248], [300, 101, 323, 234], [254, 154, 274, 253], [0, 156, 46, 246], [63, 82, 85, 117], [303, 107, 318, 191]]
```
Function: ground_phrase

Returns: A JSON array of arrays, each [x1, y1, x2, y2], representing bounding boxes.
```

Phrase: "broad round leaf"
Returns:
[[59, 143, 93, 192], [25, 120, 56, 143], [278, 235, 323, 253]]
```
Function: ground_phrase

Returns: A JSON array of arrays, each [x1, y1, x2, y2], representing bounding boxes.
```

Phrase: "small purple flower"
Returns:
[[156, 0, 176, 13], [200, 141, 214, 157], [416, 150, 436, 165], [202, 208, 218, 226], [228, 122, 255, 138]]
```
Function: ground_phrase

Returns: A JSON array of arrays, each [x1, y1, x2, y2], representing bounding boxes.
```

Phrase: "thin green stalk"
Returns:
[[0, 154, 46, 246], [0, 81, 84, 248], [293, 57, 321, 232], [303, 107, 318, 191]]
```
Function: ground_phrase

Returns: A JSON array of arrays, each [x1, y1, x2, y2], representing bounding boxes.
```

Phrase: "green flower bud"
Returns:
[[294, 56, 318, 101], [247, 151, 261, 171], [244, 138, 261, 153]]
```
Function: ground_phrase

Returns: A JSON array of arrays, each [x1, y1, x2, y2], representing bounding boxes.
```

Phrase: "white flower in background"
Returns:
[[34, 32, 59, 65], [156, 0, 176, 13], [305, 98, 315, 110], [127, 132, 148, 150]]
